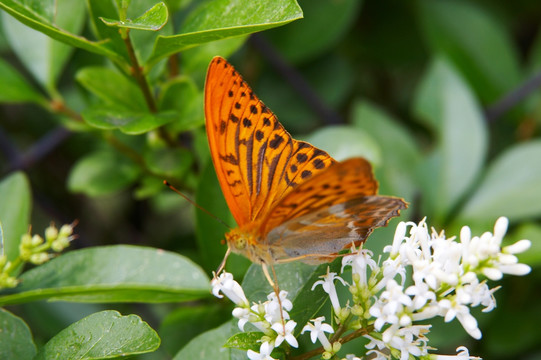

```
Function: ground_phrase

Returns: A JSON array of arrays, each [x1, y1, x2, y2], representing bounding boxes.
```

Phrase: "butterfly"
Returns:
[[205, 56, 407, 275]]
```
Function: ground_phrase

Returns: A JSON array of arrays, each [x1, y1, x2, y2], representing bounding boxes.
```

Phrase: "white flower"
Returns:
[[370, 279, 412, 330], [438, 299, 481, 339], [264, 290, 291, 324], [312, 269, 347, 314], [211, 272, 248, 306], [405, 279, 436, 310], [302, 316, 334, 351], [232, 307, 251, 331], [342, 247, 376, 287], [247, 341, 276, 360], [271, 320, 298, 348]]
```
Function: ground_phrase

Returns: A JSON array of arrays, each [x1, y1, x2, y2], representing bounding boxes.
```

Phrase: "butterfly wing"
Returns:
[[205, 57, 336, 227], [259, 158, 407, 262]]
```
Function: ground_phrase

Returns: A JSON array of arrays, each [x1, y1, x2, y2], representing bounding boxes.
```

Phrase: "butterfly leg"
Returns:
[[262, 263, 287, 336], [215, 246, 232, 279]]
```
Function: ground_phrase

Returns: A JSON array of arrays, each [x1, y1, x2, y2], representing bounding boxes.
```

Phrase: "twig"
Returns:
[[485, 70, 541, 122], [122, 30, 158, 113]]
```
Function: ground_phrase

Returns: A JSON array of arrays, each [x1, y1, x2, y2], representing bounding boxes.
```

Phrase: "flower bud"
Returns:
[[30, 253, 49, 265], [31, 234, 44, 247], [59, 224, 74, 238], [45, 224, 58, 242]]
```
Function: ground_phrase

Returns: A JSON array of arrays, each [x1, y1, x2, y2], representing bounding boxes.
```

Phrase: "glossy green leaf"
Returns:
[[0, 57, 45, 104], [0, 245, 210, 305], [460, 140, 541, 224], [160, 304, 231, 356], [417, 0, 521, 103], [144, 147, 193, 178], [305, 125, 381, 164], [76, 66, 146, 111], [0, 1, 126, 67], [1, 0, 86, 89], [82, 106, 178, 134], [67, 150, 140, 196], [35, 310, 160, 359], [101, 2, 168, 31], [224, 332, 264, 351], [0, 308, 36, 360], [0, 172, 31, 261], [173, 321, 236, 360], [146, 0, 303, 67], [352, 100, 421, 200], [265, 0, 362, 63], [195, 160, 250, 277], [413, 58, 487, 220]]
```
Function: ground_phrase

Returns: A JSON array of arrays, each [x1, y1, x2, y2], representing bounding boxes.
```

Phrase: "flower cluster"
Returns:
[[211, 272, 298, 359], [0, 222, 76, 289], [211, 217, 531, 359]]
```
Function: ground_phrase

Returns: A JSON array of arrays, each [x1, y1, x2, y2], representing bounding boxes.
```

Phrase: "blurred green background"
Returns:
[[1, 0, 540, 359]]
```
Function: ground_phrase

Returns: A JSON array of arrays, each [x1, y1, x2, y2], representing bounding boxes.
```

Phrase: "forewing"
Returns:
[[205, 57, 335, 226], [267, 196, 407, 264]]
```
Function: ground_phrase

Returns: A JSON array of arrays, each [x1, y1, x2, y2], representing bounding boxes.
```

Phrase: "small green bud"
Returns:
[[45, 224, 58, 242], [30, 253, 49, 265], [351, 304, 364, 316], [332, 341, 341, 353], [52, 237, 70, 252], [322, 351, 332, 360], [59, 224, 74, 238], [21, 233, 32, 246], [31, 234, 44, 247]]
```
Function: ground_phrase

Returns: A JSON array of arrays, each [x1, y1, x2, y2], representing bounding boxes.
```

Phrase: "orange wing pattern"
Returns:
[[205, 57, 335, 227]]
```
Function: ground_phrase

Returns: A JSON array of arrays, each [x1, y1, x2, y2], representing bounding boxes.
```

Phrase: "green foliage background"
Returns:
[[0, 0, 540, 359]]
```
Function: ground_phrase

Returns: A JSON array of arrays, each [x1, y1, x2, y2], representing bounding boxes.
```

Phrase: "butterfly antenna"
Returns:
[[163, 180, 231, 230]]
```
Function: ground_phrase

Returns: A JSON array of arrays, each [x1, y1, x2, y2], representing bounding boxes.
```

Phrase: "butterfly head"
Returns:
[[224, 228, 269, 264]]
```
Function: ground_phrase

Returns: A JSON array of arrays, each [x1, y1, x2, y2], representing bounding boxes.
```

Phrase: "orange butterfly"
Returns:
[[205, 57, 406, 277]]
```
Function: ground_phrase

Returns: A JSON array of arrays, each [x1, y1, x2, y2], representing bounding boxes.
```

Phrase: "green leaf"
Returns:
[[265, 0, 362, 63], [0, 57, 45, 104], [0, 172, 31, 261], [352, 100, 421, 200], [0, 0, 127, 68], [195, 160, 250, 277], [159, 76, 205, 133], [413, 58, 487, 221], [181, 36, 247, 84], [100, 2, 168, 31], [305, 125, 381, 164], [173, 321, 236, 360], [460, 140, 541, 224], [1, 0, 86, 89], [76, 66, 146, 111], [144, 147, 193, 178], [417, 0, 522, 103], [0, 308, 36, 360], [82, 106, 178, 134], [0, 245, 210, 305], [67, 150, 141, 196], [224, 332, 264, 351], [35, 310, 160, 359], [160, 304, 231, 356], [146, 0, 303, 67]]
